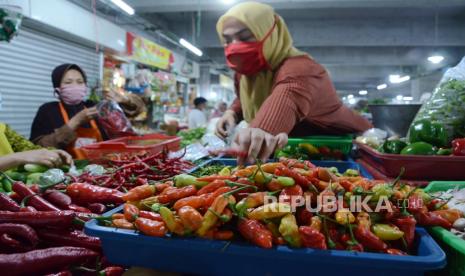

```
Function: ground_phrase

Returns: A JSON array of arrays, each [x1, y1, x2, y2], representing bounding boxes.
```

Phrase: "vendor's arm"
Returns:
[[0, 149, 72, 171]]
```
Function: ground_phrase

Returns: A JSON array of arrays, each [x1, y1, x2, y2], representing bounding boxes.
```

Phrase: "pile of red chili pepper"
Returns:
[[106, 157, 463, 255], [71, 150, 193, 191], [0, 177, 125, 275]]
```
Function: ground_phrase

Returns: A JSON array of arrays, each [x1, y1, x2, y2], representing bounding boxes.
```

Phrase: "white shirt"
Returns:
[[188, 109, 207, 129]]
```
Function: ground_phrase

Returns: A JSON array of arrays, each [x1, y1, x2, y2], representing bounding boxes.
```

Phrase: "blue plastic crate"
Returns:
[[84, 159, 446, 276]]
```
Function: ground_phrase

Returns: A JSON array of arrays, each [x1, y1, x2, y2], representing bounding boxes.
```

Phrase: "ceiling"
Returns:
[[82, 0, 465, 98]]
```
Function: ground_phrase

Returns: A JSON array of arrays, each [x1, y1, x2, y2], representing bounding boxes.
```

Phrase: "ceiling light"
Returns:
[[359, 90, 368, 95], [396, 95, 403, 101], [222, 0, 236, 4], [348, 98, 356, 105], [347, 94, 354, 99], [179, 38, 203, 57], [428, 55, 444, 64], [390, 75, 410, 84], [110, 0, 134, 15], [403, 96, 413, 101], [377, 84, 387, 90]]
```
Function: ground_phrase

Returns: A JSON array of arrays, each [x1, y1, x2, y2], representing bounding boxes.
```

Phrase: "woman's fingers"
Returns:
[[234, 129, 251, 165], [258, 135, 278, 162], [247, 130, 264, 163], [55, 150, 73, 166], [276, 133, 288, 150]]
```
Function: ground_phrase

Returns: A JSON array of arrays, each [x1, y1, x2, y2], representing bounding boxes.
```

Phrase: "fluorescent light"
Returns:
[[348, 98, 356, 105], [359, 90, 368, 95], [428, 55, 444, 64], [179, 38, 203, 57], [377, 84, 387, 90], [403, 96, 413, 101], [390, 75, 410, 84], [111, 0, 134, 15], [396, 95, 403, 101], [348, 94, 354, 99]]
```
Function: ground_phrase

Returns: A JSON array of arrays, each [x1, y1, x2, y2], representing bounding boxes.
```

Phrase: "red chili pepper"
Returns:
[[197, 180, 227, 195], [299, 226, 327, 249], [173, 195, 206, 211], [158, 185, 197, 204], [279, 157, 316, 169], [139, 211, 163, 222], [392, 215, 416, 248], [42, 190, 72, 210], [0, 223, 39, 252], [0, 246, 98, 275], [12, 182, 60, 211], [452, 138, 465, 156], [67, 183, 124, 205], [202, 187, 233, 207], [19, 206, 36, 212], [275, 167, 311, 189], [385, 248, 408, 255], [37, 229, 101, 252], [87, 203, 107, 214], [237, 218, 273, 249], [296, 208, 313, 226], [0, 211, 75, 228], [121, 185, 155, 202], [100, 266, 125, 276], [123, 204, 140, 222], [340, 233, 364, 252], [0, 193, 20, 212], [134, 218, 167, 237], [68, 204, 92, 213], [177, 206, 203, 231], [414, 210, 452, 229], [155, 183, 172, 193], [354, 213, 387, 252], [279, 185, 303, 205], [196, 176, 237, 183]]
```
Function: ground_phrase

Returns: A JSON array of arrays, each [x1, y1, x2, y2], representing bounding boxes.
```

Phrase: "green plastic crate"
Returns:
[[424, 181, 465, 276], [287, 135, 353, 155]]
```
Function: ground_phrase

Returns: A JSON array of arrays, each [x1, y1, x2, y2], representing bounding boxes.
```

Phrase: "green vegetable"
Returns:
[[40, 169, 65, 186], [436, 148, 452, 155], [3, 124, 42, 152], [408, 119, 448, 148], [178, 128, 206, 148], [83, 164, 106, 176], [343, 169, 359, 177], [24, 164, 48, 173], [371, 183, 394, 201], [26, 173, 43, 185], [400, 142, 436, 155], [276, 176, 295, 187], [191, 163, 225, 177], [1, 177, 12, 192], [174, 174, 208, 188], [4, 170, 26, 182], [381, 140, 408, 154]]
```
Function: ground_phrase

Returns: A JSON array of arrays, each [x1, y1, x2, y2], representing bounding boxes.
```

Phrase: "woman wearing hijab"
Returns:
[[30, 64, 105, 159], [215, 2, 372, 163]]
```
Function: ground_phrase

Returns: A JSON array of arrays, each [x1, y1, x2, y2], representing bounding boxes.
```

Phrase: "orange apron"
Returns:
[[59, 102, 103, 159]]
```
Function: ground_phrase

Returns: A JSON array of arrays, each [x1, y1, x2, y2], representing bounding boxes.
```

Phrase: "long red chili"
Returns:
[[0, 223, 39, 252], [0, 193, 20, 212], [0, 211, 75, 228], [42, 190, 72, 210], [37, 229, 101, 252], [66, 183, 124, 205], [0, 246, 99, 275], [12, 182, 60, 211]]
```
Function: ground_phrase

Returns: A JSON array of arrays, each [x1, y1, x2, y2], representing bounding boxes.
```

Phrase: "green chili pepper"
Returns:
[[372, 224, 404, 241], [279, 214, 301, 248], [1, 177, 12, 193], [408, 119, 448, 148], [174, 174, 208, 188], [436, 148, 452, 155], [400, 142, 436, 155], [276, 176, 295, 187], [371, 183, 394, 201], [382, 140, 408, 154]]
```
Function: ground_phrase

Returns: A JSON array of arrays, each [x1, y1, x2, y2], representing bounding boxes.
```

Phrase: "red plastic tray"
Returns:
[[82, 133, 180, 163], [355, 141, 465, 181]]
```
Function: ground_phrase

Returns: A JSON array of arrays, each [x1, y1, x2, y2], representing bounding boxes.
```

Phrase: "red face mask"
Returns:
[[224, 20, 277, 75]]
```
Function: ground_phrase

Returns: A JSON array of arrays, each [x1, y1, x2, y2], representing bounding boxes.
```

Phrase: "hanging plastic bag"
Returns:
[[0, 5, 23, 42], [96, 100, 136, 139], [409, 57, 465, 144]]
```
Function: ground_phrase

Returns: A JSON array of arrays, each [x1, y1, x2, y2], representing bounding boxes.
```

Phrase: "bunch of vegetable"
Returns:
[[71, 151, 193, 191], [0, 175, 125, 275], [178, 128, 206, 148], [4, 124, 42, 152], [378, 136, 465, 156], [106, 157, 462, 254], [276, 143, 344, 160], [411, 79, 465, 143]]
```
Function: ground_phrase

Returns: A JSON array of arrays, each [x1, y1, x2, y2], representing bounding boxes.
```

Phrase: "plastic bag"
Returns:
[[96, 100, 136, 139], [410, 57, 465, 143]]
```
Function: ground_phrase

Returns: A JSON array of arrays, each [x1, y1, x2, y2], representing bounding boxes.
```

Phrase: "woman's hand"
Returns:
[[232, 128, 288, 164], [215, 110, 237, 139], [67, 107, 98, 130], [9, 149, 72, 168]]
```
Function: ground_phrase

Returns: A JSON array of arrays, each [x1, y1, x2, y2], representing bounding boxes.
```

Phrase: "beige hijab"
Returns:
[[216, 2, 305, 122]]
